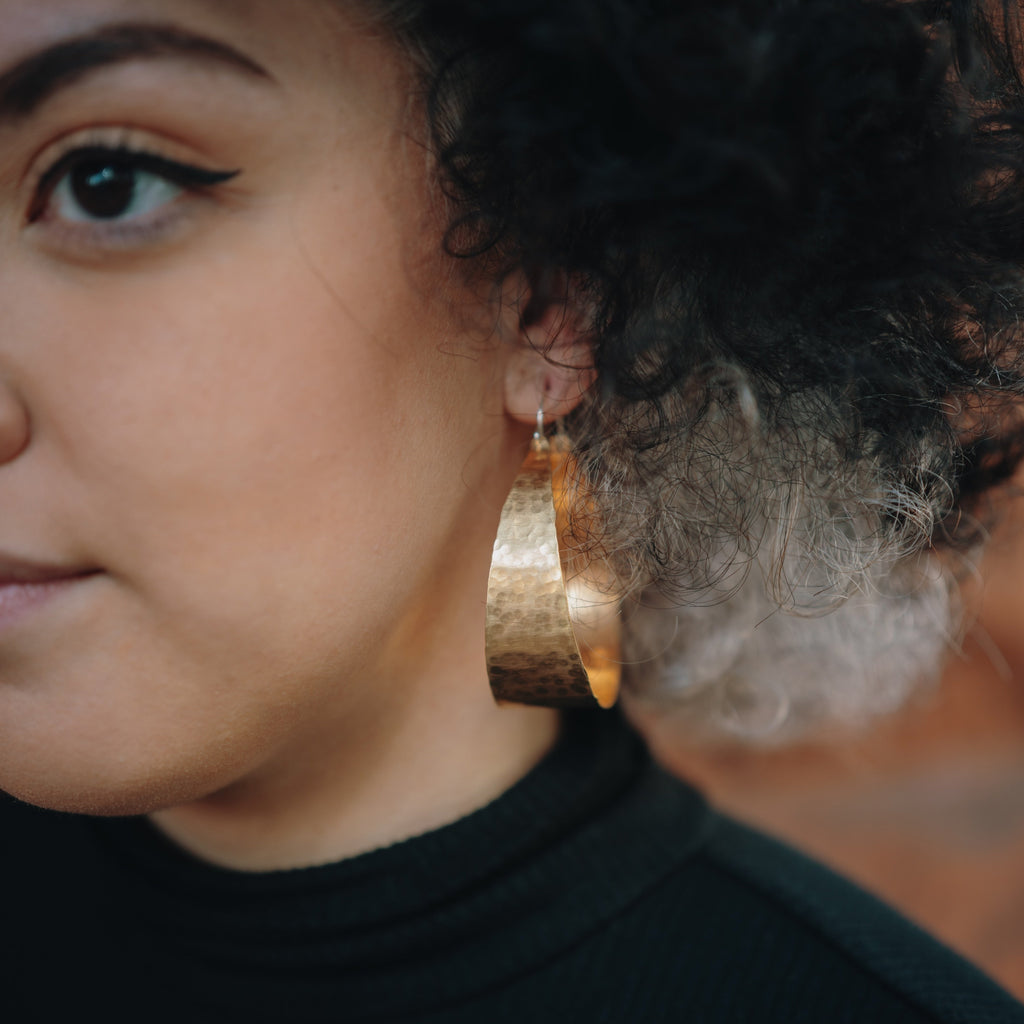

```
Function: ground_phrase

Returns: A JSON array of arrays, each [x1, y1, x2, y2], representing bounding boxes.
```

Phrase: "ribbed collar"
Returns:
[[88, 710, 715, 1021]]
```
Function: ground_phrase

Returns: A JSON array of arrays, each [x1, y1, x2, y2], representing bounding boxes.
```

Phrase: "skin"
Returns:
[[0, 0, 590, 870]]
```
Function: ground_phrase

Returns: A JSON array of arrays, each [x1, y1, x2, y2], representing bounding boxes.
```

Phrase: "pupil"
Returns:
[[71, 161, 136, 219]]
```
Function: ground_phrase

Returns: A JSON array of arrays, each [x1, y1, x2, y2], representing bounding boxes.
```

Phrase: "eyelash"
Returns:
[[25, 140, 239, 251]]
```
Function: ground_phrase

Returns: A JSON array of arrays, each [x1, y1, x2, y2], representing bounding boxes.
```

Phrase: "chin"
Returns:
[[0, 748, 227, 819]]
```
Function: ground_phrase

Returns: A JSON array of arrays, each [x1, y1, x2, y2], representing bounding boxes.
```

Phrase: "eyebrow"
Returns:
[[0, 22, 273, 122]]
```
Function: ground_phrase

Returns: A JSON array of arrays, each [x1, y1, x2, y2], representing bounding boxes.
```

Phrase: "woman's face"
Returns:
[[0, 0, 527, 812]]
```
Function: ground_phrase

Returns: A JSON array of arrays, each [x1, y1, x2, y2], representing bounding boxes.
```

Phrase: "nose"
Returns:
[[0, 378, 31, 465]]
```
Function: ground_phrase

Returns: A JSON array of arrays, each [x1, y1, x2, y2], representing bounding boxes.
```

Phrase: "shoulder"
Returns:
[[609, 774, 1024, 1024], [438, 749, 1024, 1023]]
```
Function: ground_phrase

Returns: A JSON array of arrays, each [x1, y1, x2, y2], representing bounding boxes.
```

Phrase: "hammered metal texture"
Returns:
[[486, 437, 620, 708]]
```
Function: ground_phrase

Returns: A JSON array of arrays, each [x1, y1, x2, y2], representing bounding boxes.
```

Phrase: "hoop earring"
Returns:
[[485, 409, 621, 708]]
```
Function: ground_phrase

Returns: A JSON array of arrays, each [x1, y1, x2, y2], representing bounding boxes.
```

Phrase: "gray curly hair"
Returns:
[[575, 372, 957, 741]]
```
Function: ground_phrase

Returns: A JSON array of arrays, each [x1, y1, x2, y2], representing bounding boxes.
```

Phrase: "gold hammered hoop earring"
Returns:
[[485, 407, 621, 708]]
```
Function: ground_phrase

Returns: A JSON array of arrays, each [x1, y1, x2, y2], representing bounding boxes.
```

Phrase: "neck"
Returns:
[[149, 675, 559, 872]]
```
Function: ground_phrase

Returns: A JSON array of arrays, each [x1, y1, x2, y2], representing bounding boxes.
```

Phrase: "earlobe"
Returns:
[[502, 290, 597, 426]]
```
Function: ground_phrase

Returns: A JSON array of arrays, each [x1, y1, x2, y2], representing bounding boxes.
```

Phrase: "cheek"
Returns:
[[0, 214, 498, 811], [22, 192, 465, 567]]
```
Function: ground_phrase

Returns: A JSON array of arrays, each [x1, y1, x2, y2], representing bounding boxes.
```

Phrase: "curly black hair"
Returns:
[[364, 0, 1024, 736]]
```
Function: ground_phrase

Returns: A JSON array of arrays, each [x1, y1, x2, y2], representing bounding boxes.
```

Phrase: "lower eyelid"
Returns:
[[27, 191, 212, 262]]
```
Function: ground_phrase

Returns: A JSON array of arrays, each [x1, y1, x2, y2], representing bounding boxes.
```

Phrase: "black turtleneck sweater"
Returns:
[[2, 711, 1022, 1023]]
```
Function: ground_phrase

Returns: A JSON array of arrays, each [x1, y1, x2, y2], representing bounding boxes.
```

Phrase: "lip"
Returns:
[[0, 552, 99, 586], [0, 556, 100, 634]]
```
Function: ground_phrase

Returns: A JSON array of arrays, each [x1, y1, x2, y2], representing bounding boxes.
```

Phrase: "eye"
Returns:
[[53, 157, 182, 223], [29, 145, 239, 228]]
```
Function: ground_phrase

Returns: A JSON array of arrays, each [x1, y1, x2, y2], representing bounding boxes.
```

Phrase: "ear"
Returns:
[[502, 277, 597, 427]]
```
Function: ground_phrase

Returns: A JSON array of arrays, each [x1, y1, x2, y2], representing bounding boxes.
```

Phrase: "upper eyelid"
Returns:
[[36, 147, 239, 193], [22, 126, 237, 196], [21, 124, 225, 189]]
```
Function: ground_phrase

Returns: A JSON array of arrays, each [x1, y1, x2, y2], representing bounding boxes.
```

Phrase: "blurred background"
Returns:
[[638, 504, 1024, 1000]]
